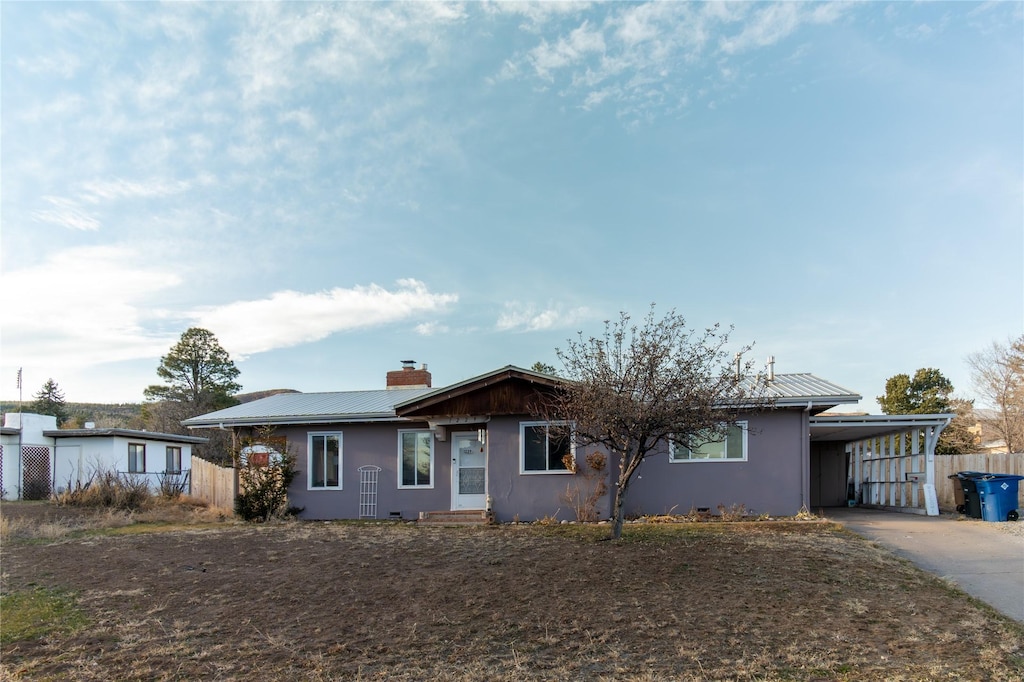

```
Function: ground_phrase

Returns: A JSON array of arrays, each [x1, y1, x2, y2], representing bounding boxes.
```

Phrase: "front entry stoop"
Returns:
[[418, 510, 492, 526]]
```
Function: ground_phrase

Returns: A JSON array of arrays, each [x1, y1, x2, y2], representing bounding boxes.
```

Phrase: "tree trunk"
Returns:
[[611, 483, 626, 539], [609, 448, 641, 540]]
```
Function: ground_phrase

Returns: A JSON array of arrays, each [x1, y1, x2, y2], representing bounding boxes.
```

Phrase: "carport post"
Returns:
[[923, 424, 943, 516]]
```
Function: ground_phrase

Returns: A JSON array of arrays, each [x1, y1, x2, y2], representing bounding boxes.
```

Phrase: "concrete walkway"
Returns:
[[824, 507, 1024, 623]]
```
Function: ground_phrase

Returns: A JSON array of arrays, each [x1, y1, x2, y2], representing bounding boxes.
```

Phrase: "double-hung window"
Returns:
[[670, 422, 748, 462], [520, 421, 574, 474], [165, 446, 182, 474], [128, 443, 146, 473], [309, 433, 342, 489], [398, 430, 433, 488]]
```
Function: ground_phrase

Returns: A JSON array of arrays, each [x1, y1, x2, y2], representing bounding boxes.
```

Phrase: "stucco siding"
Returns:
[[485, 416, 591, 523], [625, 410, 807, 517], [280, 410, 809, 521], [285, 421, 452, 520], [283, 416, 610, 522], [52, 436, 194, 493]]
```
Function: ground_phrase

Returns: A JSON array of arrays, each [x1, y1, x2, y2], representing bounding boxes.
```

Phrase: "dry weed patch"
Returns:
[[1, 519, 1021, 680]]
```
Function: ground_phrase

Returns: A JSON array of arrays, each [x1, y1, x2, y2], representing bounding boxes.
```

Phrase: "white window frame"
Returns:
[[669, 421, 748, 463], [308, 432, 343, 490], [165, 446, 182, 474], [520, 421, 575, 475], [128, 443, 146, 473], [397, 429, 434, 489]]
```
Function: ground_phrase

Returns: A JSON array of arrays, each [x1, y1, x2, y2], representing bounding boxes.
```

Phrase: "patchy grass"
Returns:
[[1, 499, 235, 544], [1, 512, 1022, 680], [0, 588, 89, 645]]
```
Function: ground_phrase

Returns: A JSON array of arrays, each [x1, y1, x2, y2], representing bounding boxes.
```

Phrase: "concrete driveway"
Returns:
[[825, 507, 1024, 623]]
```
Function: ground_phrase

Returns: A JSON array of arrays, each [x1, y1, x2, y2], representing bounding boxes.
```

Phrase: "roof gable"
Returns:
[[395, 365, 560, 418]]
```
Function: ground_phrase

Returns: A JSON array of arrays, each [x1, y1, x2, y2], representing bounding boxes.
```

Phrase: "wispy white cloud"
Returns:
[[1, 249, 458, 378], [496, 302, 591, 332], [530, 20, 606, 80], [496, 1, 851, 121], [230, 2, 467, 104], [191, 279, 459, 356], [484, 0, 591, 32], [0, 245, 182, 368], [415, 321, 450, 336], [31, 196, 102, 231], [79, 177, 193, 203], [14, 50, 82, 78]]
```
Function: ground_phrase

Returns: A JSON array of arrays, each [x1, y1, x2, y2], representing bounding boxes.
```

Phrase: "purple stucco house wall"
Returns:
[[184, 363, 862, 522]]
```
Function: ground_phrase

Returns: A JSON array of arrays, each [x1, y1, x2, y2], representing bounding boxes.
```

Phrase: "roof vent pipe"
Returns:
[[767, 356, 775, 382], [734, 352, 742, 379]]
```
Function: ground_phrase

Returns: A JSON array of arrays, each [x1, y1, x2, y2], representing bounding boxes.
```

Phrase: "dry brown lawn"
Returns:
[[1, 501, 1022, 681]]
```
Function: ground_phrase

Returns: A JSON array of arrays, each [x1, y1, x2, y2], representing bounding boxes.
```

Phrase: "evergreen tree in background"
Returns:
[[31, 378, 69, 426], [144, 328, 241, 464], [144, 327, 241, 409]]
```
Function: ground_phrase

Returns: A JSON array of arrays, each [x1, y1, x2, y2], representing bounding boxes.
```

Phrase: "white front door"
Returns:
[[451, 432, 486, 510]]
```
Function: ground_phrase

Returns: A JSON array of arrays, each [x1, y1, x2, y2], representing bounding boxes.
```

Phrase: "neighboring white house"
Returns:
[[1, 412, 207, 500]]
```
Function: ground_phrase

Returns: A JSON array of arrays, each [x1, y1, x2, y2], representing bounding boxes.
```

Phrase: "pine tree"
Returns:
[[31, 378, 69, 425]]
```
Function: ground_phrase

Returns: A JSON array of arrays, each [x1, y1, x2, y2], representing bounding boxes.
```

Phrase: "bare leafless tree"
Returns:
[[545, 306, 770, 540], [966, 335, 1024, 453]]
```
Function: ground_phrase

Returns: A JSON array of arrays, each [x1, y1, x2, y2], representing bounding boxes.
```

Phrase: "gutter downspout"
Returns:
[[217, 423, 239, 462], [801, 401, 812, 512]]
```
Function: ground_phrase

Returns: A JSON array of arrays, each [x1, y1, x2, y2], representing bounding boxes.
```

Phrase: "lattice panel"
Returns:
[[358, 466, 381, 519], [22, 446, 51, 500]]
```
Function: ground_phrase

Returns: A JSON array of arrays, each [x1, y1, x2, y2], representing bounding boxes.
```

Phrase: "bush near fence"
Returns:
[[934, 452, 1023, 511]]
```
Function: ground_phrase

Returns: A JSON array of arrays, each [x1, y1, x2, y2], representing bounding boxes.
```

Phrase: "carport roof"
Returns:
[[809, 413, 953, 442]]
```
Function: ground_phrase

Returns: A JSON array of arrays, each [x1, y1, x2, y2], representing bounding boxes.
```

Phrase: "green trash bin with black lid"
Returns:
[[976, 474, 1024, 522]]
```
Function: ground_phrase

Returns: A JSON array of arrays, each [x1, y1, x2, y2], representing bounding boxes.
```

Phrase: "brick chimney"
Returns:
[[386, 360, 432, 389]]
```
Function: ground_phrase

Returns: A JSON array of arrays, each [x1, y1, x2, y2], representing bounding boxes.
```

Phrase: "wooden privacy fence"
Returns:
[[190, 456, 238, 510], [933, 452, 1023, 512]]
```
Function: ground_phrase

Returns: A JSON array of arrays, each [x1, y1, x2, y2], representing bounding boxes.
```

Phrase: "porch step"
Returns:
[[417, 510, 492, 526]]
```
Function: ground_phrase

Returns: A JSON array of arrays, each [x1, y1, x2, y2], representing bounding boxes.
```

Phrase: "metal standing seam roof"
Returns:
[[754, 373, 862, 405], [182, 387, 438, 427], [183, 368, 861, 428]]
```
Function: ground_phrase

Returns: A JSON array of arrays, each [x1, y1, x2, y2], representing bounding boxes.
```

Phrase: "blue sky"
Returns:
[[1, 1, 1021, 411]]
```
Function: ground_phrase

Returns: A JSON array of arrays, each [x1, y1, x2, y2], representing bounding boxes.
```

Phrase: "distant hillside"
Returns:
[[1, 389, 299, 428], [0, 401, 144, 429]]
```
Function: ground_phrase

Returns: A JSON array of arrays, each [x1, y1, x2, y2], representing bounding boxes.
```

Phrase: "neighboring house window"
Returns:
[[166, 446, 182, 474], [520, 421, 574, 473], [128, 443, 146, 473], [670, 422, 748, 462], [309, 433, 342, 489], [398, 430, 433, 488]]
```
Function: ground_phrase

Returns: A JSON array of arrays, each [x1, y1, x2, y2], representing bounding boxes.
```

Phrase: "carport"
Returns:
[[809, 414, 952, 516]]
